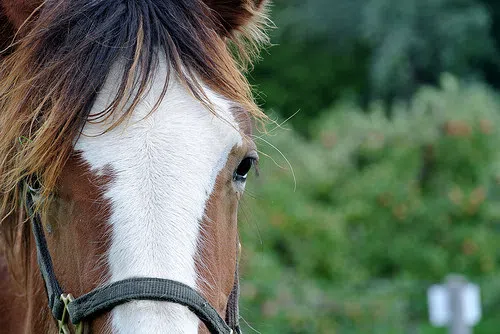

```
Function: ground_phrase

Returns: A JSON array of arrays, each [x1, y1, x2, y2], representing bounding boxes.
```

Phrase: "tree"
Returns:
[[252, 0, 500, 134], [363, 0, 497, 100]]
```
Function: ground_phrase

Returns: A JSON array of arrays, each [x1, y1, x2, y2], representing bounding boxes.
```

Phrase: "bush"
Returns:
[[239, 75, 500, 333]]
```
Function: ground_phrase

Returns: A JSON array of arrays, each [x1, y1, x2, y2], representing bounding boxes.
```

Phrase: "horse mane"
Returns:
[[0, 0, 268, 248]]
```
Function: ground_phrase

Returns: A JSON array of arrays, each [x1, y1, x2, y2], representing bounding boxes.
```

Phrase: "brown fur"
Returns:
[[196, 160, 240, 334], [206, 0, 267, 35], [43, 155, 113, 332], [0, 253, 26, 332], [196, 108, 255, 333], [1, 0, 39, 29], [1, 155, 114, 332], [0, 9, 15, 53]]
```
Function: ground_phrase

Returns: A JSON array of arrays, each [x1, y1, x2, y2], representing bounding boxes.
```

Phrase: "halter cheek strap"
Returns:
[[26, 186, 241, 334]]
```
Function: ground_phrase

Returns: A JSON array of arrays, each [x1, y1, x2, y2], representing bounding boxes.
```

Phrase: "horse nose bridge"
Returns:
[[111, 300, 200, 334]]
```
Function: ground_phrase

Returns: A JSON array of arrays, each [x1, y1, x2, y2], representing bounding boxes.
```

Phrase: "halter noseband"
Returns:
[[25, 183, 241, 334]]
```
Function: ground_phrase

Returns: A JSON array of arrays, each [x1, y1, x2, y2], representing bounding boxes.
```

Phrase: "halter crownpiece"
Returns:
[[25, 180, 241, 334]]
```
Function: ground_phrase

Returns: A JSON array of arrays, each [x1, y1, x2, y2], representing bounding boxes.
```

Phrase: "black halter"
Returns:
[[25, 183, 241, 334]]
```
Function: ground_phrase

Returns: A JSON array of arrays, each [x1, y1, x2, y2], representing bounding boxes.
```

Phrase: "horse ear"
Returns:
[[204, 0, 268, 36]]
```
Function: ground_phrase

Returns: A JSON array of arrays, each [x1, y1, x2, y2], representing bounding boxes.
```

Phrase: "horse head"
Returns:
[[0, 1, 269, 333]]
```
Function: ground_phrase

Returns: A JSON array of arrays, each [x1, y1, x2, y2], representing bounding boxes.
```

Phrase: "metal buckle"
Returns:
[[58, 294, 82, 334]]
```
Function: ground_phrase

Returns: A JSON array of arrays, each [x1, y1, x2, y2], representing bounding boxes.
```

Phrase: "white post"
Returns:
[[447, 275, 472, 334]]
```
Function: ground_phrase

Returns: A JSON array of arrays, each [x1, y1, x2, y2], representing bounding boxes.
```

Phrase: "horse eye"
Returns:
[[233, 157, 255, 182]]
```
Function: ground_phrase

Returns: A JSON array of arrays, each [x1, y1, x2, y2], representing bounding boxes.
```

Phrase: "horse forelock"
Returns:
[[0, 0, 268, 251]]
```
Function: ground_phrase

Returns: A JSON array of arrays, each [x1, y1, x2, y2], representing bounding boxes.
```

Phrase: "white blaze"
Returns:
[[75, 59, 242, 333]]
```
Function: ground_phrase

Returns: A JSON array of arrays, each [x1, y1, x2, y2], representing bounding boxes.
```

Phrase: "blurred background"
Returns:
[[238, 0, 500, 333]]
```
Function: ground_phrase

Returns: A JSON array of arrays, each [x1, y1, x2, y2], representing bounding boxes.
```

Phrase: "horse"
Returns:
[[0, 0, 269, 333]]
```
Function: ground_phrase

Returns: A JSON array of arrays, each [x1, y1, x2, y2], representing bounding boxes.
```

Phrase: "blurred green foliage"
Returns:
[[361, 0, 496, 99], [241, 0, 500, 332], [240, 76, 500, 333], [253, 0, 500, 134]]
